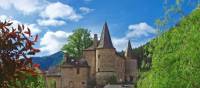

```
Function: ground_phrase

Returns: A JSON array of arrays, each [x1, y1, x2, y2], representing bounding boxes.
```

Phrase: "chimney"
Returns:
[[63, 52, 69, 63], [93, 34, 98, 48]]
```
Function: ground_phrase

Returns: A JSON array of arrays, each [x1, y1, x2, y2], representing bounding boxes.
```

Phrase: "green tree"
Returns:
[[137, 7, 200, 88], [155, 0, 200, 32], [62, 28, 92, 58]]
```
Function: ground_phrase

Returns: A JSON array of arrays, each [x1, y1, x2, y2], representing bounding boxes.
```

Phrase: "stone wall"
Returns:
[[96, 48, 116, 72], [115, 56, 125, 82], [83, 50, 96, 77], [60, 66, 89, 88], [96, 71, 116, 86], [125, 59, 137, 83], [95, 48, 125, 86]]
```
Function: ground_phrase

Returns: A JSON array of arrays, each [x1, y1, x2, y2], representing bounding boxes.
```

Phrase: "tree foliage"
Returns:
[[156, 0, 200, 32], [137, 7, 200, 88], [62, 28, 92, 58], [0, 20, 41, 87]]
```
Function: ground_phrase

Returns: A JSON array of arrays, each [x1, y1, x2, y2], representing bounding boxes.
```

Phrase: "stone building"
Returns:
[[46, 57, 90, 88], [45, 22, 138, 88]]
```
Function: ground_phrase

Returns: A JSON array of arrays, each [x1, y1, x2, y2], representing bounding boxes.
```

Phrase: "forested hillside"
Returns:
[[32, 51, 64, 70], [137, 7, 200, 88]]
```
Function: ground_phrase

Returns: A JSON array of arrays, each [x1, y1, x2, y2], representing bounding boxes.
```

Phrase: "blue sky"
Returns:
[[0, 0, 196, 56]]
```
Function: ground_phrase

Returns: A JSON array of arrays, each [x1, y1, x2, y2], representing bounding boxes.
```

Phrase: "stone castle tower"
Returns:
[[45, 22, 138, 88], [124, 40, 138, 83], [83, 22, 138, 86]]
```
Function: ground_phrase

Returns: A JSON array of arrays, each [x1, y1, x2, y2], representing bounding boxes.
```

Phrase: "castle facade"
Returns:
[[45, 22, 138, 88]]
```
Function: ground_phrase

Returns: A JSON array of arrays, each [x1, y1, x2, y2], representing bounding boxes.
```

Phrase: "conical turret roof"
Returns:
[[125, 40, 134, 59], [97, 22, 114, 49]]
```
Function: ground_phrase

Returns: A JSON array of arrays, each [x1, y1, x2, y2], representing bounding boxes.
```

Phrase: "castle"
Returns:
[[45, 22, 138, 88]]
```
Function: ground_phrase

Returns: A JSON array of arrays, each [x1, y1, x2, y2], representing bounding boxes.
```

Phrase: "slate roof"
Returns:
[[84, 41, 99, 50], [46, 57, 89, 76], [97, 22, 114, 49], [46, 66, 61, 77], [61, 57, 89, 68]]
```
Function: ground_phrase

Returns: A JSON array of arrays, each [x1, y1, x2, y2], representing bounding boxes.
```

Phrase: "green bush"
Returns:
[[8, 74, 45, 88], [106, 75, 117, 84]]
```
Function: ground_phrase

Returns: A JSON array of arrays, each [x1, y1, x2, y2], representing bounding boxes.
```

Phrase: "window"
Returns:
[[82, 82, 85, 84], [124, 76, 127, 82], [129, 76, 133, 82], [77, 68, 80, 74]]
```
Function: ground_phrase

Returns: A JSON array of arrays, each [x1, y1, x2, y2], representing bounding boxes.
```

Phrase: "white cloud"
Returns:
[[37, 19, 66, 26], [112, 37, 151, 51], [0, 15, 9, 21], [27, 24, 41, 35], [0, 0, 11, 9], [0, 0, 44, 14], [41, 2, 82, 22], [11, 21, 41, 35], [79, 7, 94, 14], [112, 37, 128, 51], [40, 31, 72, 56], [0, 15, 16, 22], [112, 37, 153, 51], [0, 15, 41, 35], [111, 22, 156, 51], [126, 22, 156, 38]]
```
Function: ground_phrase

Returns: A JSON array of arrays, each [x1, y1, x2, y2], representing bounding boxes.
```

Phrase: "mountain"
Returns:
[[32, 51, 64, 71]]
